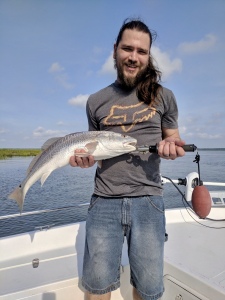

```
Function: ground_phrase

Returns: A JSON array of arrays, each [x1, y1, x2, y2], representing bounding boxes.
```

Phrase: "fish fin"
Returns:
[[41, 137, 62, 151], [74, 141, 99, 157], [41, 171, 52, 186], [27, 137, 62, 174], [97, 160, 102, 168], [8, 186, 24, 213], [27, 153, 42, 174], [85, 141, 99, 154]]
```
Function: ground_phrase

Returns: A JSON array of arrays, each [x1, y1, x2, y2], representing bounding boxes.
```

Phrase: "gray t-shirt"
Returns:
[[86, 81, 178, 197]]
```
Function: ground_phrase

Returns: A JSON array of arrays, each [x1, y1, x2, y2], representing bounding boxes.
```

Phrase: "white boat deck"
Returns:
[[0, 207, 225, 299], [162, 207, 225, 300]]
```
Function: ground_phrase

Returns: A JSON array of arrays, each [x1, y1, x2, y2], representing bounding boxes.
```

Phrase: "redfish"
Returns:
[[8, 131, 137, 212]]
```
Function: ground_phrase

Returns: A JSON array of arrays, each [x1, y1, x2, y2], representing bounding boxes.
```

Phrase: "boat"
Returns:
[[1, 171, 225, 299]]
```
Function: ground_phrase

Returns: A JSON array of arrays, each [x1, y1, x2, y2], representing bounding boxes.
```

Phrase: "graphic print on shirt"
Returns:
[[103, 102, 156, 132]]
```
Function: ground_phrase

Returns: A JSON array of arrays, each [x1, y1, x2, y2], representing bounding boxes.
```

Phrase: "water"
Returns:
[[1, 150, 225, 238]]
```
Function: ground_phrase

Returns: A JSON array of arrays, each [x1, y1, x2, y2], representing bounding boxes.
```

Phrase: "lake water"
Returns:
[[1, 150, 225, 238]]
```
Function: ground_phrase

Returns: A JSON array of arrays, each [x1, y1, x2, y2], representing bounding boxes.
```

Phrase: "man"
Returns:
[[70, 19, 185, 300]]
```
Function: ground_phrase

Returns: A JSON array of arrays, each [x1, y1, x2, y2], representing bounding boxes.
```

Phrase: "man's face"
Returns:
[[113, 29, 151, 88]]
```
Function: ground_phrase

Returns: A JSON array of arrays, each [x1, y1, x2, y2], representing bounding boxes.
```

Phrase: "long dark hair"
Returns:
[[115, 18, 162, 105]]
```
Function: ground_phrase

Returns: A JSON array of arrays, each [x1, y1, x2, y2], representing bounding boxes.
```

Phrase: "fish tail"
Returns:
[[8, 186, 24, 213]]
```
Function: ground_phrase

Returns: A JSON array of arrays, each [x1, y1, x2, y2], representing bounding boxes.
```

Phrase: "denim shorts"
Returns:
[[82, 195, 165, 300]]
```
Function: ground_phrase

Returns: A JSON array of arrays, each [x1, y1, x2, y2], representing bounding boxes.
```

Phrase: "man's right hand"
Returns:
[[69, 149, 96, 168]]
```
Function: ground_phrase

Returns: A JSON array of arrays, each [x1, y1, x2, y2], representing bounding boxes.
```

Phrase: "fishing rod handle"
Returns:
[[149, 144, 197, 153], [137, 144, 197, 153]]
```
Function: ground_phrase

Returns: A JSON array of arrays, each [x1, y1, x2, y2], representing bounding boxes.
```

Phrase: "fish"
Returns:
[[8, 131, 137, 212]]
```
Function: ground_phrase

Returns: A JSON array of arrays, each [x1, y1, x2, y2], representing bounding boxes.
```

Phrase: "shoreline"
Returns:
[[0, 149, 41, 159]]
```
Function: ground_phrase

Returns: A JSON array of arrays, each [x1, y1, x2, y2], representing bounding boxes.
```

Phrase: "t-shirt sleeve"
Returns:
[[161, 90, 178, 129], [86, 97, 99, 131]]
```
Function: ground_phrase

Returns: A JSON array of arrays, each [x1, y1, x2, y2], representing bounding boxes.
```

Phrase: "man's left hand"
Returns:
[[157, 138, 186, 160]]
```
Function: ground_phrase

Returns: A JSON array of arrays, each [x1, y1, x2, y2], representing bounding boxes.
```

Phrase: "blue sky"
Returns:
[[1, 0, 225, 148]]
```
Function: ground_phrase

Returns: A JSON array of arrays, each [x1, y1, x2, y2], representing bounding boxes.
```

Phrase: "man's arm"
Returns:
[[157, 127, 185, 160]]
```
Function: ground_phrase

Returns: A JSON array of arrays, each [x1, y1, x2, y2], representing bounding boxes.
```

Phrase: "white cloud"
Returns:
[[179, 116, 224, 146], [68, 94, 89, 107], [48, 62, 75, 89], [179, 113, 224, 144], [196, 132, 222, 140], [181, 128, 222, 142], [99, 51, 116, 75], [33, 126, 66, 138], [48, 62, 64, 73], [178, 34, 217, 54], [151, 46, 182, 80]]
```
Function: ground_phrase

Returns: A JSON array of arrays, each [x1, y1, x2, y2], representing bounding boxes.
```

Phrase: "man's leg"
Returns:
[[85, 291, 111, 300], [133, 288, 143, 300], [127, 196, 165, 300], [82, 197, 124, 297], [85, 287, 142, 300], [85, 288, 143, 300]]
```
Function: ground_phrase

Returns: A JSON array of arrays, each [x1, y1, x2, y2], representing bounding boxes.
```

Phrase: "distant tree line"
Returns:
[[0, 149, 41, 159]]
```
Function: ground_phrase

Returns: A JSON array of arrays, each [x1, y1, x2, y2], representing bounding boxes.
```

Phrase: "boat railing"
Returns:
[[162, 172, 225, 206], [0, 203, 90, 221]]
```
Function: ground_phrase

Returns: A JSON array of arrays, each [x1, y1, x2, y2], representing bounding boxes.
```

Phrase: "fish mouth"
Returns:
[[124, 141, 137, 149]]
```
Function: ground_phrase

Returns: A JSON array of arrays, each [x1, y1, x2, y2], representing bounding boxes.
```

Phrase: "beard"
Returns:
[[114, 57, 149, 89]]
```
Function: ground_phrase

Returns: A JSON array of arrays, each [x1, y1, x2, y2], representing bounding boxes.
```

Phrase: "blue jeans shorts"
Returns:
[[82, 195, 165, 300]]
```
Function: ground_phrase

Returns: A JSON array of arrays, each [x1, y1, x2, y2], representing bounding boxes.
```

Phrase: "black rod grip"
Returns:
[[148, 144, 197, 153], [137, 144, 197, 153]]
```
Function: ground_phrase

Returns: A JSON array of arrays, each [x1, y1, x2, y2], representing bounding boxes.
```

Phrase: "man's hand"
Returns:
[[69, 149, 96, 168], [157, 138, 186, 160]]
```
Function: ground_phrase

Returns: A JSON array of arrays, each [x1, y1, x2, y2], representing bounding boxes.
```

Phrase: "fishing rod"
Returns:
[[136, 144, 197, 153]]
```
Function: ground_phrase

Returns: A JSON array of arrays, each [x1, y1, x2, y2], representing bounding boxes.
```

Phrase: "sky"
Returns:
[[0, 0, 225, 149]]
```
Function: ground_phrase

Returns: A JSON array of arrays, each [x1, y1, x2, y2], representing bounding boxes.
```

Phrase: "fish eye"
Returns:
[[121, 134, 126, 138]]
